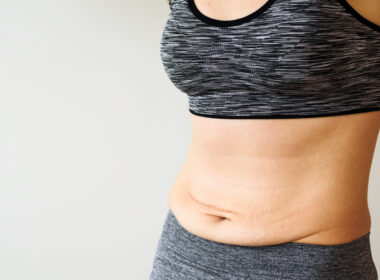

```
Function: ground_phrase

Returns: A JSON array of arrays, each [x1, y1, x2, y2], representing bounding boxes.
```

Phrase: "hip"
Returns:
[[150, 208, 377, 280]]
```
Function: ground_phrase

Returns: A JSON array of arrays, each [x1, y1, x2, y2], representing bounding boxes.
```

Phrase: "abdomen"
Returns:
[[168, 110, 379, 246]]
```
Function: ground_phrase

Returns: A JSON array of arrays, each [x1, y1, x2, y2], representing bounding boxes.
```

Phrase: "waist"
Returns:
[[168, 141, 374, 246], [156, 209, 377, 279]]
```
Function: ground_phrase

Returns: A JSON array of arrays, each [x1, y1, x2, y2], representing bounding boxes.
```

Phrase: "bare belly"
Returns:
[[167, 110, 380, 246]]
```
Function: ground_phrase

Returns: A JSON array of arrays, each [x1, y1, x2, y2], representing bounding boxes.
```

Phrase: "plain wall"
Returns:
[[0, 1, 379, 279]]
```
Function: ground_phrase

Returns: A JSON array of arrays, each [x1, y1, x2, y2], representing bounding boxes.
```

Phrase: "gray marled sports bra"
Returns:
[[160, 0, 380, 119]]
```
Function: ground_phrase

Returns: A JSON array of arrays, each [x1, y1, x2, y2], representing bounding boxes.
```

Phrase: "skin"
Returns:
[[164, 0, 380, 246], [166, 0, 380, 25]]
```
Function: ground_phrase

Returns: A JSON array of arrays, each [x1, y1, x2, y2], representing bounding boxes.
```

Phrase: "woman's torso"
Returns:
[[166, 0, 380, 246]]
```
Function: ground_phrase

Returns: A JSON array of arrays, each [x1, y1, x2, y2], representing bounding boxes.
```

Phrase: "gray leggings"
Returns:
[[149, 209, 378, 280]]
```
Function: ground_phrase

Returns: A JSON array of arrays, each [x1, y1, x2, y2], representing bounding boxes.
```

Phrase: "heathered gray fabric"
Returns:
[[160, 0, 380, 118], [149, 209, 378, 280]]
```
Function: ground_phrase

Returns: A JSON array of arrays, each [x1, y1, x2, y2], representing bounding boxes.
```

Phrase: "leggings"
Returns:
[[149, 209, 378, 280]]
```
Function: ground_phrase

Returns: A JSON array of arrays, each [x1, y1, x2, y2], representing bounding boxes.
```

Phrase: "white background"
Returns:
[[0, 1, 379, 279]]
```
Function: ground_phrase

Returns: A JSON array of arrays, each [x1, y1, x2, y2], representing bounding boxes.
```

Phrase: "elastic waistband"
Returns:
[[157, 209, 377, 279]]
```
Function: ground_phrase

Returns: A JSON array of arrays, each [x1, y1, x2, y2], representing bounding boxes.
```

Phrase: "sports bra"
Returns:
[[160, 0, 380, 119]]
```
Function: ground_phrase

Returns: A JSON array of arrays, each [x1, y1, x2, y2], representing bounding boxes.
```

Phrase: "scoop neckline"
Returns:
[[187, 0, 278, 27]]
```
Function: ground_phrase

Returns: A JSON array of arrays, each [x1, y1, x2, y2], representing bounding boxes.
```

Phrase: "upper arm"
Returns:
[[165, 0, 173, 11]]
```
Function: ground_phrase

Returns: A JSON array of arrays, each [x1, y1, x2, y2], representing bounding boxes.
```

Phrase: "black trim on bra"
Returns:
[[336, 0, 380, 33], [189, 107, 380, 119], [187, 0, 278, 27]]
